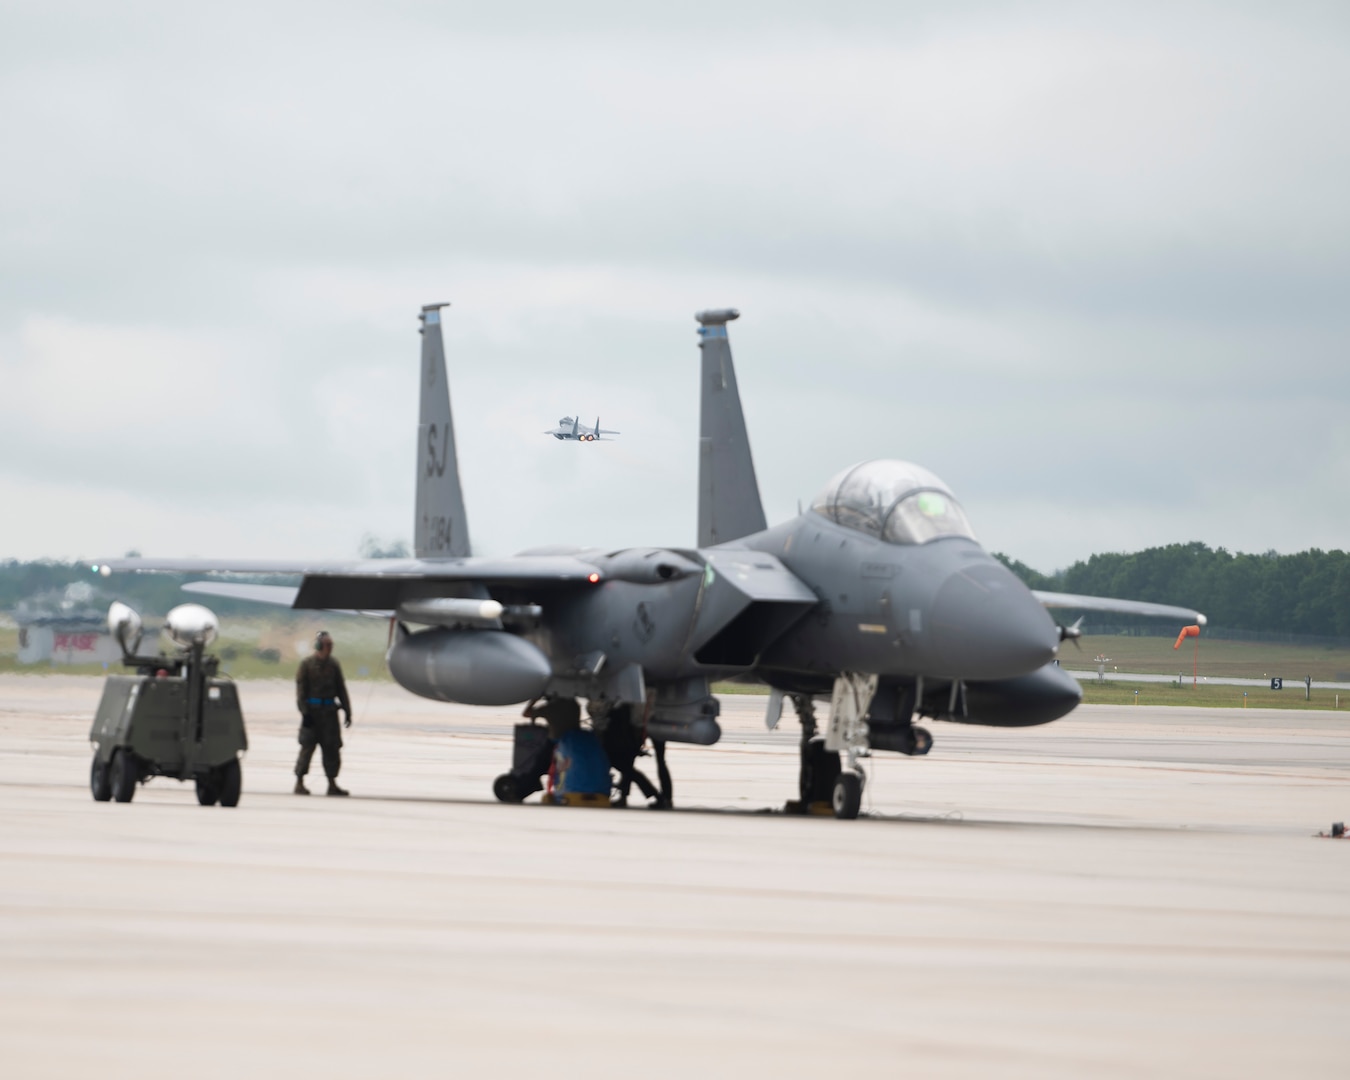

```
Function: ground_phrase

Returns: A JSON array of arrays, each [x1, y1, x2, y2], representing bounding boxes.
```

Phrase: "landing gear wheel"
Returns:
[[218, 758, 242, 807], [90, 755, 112, 802], [195, 770, 221, 806], [110, 749, 138, 804], [493, 773, 524, 803], [832, 771, 863, 820]]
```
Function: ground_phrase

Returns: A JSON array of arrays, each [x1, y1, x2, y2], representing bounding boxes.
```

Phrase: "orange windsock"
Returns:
[[1173, 625, 1201, 649]]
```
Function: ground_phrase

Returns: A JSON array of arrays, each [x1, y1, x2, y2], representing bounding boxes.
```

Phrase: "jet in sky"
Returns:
[[99, 303, 1204, 818], [545, 415, 619, 442]]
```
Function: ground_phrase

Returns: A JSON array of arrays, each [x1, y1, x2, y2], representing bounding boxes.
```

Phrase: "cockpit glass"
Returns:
[[883, 489, 976, 544], [809, 459, 977, 545]]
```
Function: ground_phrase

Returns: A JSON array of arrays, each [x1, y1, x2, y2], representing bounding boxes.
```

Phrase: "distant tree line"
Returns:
[[995, 543, 1350, 638]]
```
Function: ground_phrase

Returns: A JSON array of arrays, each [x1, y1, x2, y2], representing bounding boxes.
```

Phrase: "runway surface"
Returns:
[[1065, 668, 1350, 690], [1, 674, 1347, 1078]]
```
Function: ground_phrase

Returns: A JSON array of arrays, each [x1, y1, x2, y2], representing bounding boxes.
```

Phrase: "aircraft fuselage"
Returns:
[[499, 510, 1070, 729]]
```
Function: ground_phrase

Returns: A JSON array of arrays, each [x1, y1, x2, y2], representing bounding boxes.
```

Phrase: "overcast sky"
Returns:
[[2, 1, 1346, 571]]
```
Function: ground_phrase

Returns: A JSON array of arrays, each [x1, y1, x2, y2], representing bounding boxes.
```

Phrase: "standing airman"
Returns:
[[294, 630, 351, 796]]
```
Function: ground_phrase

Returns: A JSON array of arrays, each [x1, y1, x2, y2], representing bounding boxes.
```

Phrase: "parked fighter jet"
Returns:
[[98, 303, 1205, 818], [545, 415, 619, 442]]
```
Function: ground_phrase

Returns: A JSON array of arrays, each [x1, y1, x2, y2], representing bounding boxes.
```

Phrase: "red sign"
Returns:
[[53, 633, 98, 652]]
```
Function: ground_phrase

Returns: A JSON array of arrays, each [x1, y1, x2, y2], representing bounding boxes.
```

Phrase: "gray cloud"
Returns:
[[2, 1, 1347, 568]]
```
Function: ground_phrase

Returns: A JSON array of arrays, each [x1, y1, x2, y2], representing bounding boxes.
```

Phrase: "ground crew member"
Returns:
[[294, 630, 351, 796], [599, 706, 661, 808]]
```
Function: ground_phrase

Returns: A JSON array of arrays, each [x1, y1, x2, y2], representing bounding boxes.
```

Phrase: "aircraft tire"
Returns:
[[90, 755, 112, 802], [832, 772, 862, 820], [110, 750, 138, 804], [218, 759, 242, 807], [195, 773, 220, 806]]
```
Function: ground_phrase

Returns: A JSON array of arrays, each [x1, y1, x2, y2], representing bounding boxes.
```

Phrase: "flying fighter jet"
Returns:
[[98, 303, 1205, 818], [545, 415, 619, 442]]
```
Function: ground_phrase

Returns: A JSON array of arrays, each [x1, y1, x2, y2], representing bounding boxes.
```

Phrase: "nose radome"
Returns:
[[929, 560, 1059, 680]]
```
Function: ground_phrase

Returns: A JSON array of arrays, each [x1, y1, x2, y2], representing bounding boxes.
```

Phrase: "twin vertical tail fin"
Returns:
[[413, 302, 761, 557], [695, 308, 767, 547], [414, 304, 471, 558]]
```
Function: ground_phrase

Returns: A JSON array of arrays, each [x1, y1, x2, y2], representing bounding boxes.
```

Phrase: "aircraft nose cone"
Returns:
[[929, 560, 1059, 680]]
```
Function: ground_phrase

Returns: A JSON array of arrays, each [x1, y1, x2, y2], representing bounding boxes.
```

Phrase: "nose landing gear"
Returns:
[[831, 768, 864, 820], [824, 673, 877, 819], [785, 674, 935, 819]]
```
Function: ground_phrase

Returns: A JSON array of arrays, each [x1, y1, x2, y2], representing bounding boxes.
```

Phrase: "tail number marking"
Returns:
[[421, 514, 454, 553]]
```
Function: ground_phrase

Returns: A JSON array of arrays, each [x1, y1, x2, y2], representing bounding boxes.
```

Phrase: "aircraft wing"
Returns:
[[98, 554, 597, 579], [98, 554, 603, 611], [1032, 591, 1207, 626]]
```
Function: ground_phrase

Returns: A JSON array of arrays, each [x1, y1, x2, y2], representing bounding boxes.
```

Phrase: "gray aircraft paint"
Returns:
[[100, 303, 1209, 804], [696, 309, 767, 548], [415, 303, 470, 558], [386, 625, 551, 706]]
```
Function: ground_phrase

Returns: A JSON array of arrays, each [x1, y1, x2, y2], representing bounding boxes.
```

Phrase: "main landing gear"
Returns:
[[492, 698, 675, 810]]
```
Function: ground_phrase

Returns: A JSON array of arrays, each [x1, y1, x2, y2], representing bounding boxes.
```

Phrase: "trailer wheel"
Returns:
[[90, 755, 112, 802], [110, 750, 138, 804], [218, 758, 242, 808], [195, 770, 221, 806]]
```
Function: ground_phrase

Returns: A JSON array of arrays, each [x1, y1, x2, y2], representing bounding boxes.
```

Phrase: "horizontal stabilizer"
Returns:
[[182, 582, 299, 606], [181, 580, 393, 618]]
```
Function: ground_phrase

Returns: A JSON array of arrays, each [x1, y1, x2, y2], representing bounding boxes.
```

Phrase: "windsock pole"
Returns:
[[1174, 625, 1201, 688]]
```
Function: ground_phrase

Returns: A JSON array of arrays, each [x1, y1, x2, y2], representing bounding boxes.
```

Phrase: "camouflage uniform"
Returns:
[[295, 653, 350, 781]]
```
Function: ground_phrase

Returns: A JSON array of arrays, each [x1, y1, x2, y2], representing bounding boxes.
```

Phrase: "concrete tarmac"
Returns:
[[1, 674, 1347, 1078]]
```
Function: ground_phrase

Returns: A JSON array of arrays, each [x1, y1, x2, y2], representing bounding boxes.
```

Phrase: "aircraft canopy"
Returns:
[[810, 459, 977, 545]]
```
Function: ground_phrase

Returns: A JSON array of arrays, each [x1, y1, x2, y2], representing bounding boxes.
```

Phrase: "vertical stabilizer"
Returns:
[[414, 303, 471, 558], [696, 308, 767, 547]]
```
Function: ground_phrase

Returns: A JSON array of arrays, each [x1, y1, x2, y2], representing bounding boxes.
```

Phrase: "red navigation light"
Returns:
[[587, 572, 600, 583]]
